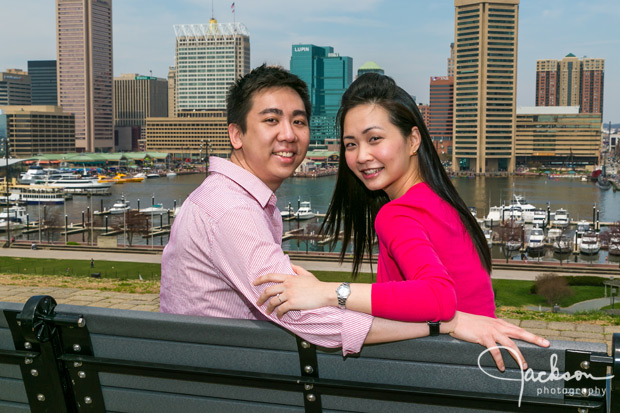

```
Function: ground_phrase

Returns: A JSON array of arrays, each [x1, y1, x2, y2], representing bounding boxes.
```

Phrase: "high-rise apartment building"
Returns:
[[0, 70, 31, 106], [56, 0, 114, 152], [290, 44, 352, 146], [174, 18, 250, 112], [453, 0, 519, 173], [429, 76, 454, 145], [447, 43, 455, 77], [114, 74, 168, 127], [536, 54, 604, 114], [28, 60, 58, 105]]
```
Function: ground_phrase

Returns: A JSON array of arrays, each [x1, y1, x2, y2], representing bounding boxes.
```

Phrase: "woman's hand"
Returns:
[[254, 265, 336, 318], [442, 311, 550, 371]]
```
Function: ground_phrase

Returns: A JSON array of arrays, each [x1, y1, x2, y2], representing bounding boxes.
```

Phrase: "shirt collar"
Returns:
[[208, 157, 276, 208]]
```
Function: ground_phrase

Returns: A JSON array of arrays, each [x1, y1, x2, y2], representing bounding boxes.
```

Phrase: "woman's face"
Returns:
[[342, 103, 421, 200]]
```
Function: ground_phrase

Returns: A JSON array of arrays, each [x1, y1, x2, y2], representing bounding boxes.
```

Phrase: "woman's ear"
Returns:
[[409, 127, 422, 155], [228, 123, 243, 150]]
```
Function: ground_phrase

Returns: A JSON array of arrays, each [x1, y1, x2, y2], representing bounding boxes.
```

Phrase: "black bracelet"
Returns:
[[428, 321, 440, 336]]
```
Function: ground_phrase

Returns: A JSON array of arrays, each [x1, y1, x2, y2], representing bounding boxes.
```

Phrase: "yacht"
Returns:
[[532, 210, 547, 227], [576, 220, 591, 236], [35, 175, 113, 191], [552, 209, 570, 228], [11, 185, 68, 205], [146, 172, 161, 178], [502, 205, 523, 225], [109, 199, 131, 214], [139, 204, 167, 214], [483, 206, 503, 227], [609, 236, 620, 256], [18, 166, 68, 185], [579, 232, 600, 255], [295, 201, 316, 220], [505, 238, 522, 251], [483, 229, 493, 247], [553, 235, 573, 254], [166, 171, 177, 177], [0, 206, 27, 230], [510, 195, 536, 223], [468, 206, 477, 218], [546, 228, 563, 243], [527, 226, 545, 252], [280, 202, 294, 219]]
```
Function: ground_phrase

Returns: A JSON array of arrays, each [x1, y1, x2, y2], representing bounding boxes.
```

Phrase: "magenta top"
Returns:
[[371, 183, 496, 322]]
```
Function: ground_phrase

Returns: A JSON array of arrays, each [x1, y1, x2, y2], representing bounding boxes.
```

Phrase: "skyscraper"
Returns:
[[429, 76, 454, 157], [453, 0, 519, 173], [174, 18, 250, 112], [535, 54, 605, 114], [0, 69, 31, 106], [28, 60, 58, 105], [290, 44, 352, 146], [357, 61, 384, 77], [56, 0, 114, 152]]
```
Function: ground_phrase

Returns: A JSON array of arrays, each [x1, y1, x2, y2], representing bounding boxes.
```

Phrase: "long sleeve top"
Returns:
[[371, 182, 495, 322], [160, 157, 373, 355]]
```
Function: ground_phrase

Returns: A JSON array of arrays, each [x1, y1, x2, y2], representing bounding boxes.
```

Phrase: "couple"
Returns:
[[160, 65, 549, 371]]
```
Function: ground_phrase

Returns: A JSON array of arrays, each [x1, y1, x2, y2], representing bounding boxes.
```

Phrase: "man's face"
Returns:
[[230, 87, 310, 191]]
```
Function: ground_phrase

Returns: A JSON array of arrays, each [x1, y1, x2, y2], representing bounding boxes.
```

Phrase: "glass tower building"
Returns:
[[290, 44, 352, 146], [28, 60, 57, 105]]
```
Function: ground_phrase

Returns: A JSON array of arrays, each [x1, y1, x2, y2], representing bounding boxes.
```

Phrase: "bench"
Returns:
[[1, 295, 618, 412]]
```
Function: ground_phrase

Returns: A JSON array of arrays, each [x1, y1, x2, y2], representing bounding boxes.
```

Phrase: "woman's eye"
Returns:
[[369, 136, 382, 143], [344, 142, 356, 149]]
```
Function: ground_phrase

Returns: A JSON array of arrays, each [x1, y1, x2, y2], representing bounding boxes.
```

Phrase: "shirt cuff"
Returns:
[[340, 310, 374, 356]]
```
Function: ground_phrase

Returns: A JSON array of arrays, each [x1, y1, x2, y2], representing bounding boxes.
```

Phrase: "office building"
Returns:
[[0, 106, 76, 157], [516, 106, 601, 166], [0, 70, 31, 106], [174, 18, 250, 112], [536, 54, 605, 114], [453, 0, 519, 173], [167, 66, 176, 116], [429, 76, 454, 144], [28, 60, 58, 105], [144, 111, 230, 159], [418, 103, 431, 130], [357, 61, 384, 77], [290, 44, 352, 145], [56, 0, 114, 152], [448, 43, 455, 77]]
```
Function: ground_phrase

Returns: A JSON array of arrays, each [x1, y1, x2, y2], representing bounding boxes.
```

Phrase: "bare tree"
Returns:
[[111, 210, 150, 246], [43, 206, 63, 243], [534, 273, 573, 309]]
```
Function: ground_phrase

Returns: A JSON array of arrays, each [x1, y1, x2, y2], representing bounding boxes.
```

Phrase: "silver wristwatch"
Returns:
[[336, 282, 351, 309]]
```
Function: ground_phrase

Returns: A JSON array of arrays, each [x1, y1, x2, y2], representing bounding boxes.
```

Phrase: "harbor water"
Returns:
[[6, 173, 620, 264]]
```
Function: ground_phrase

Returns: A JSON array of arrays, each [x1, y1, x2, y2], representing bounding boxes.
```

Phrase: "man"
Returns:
[[161, 65, 547, 369]]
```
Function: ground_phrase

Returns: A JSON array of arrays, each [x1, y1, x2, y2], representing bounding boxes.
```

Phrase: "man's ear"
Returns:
[[228, 123, 244, 150]]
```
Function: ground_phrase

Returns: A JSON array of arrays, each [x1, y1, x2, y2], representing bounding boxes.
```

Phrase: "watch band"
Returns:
[[336, 282, 350, 309], [428, 321, 440, 336]]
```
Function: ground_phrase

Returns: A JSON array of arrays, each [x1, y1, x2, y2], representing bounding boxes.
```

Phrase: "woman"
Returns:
[[255, 74, 546, 369]]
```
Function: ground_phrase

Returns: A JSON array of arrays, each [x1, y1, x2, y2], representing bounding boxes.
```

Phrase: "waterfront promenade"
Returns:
[[1, 246, 620, 348]]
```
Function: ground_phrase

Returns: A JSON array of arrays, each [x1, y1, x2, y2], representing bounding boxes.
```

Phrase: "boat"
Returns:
[[0, 206, 27, 230], [294, 201, 316, 220], [139, 204, 167, 214], [11, 185, 68, 205], [551, 209, 570, 228], [510, 195, 536, 223], [579, 232, 600, 255], [109, 199, 131, 214], [546, 227, 563, 243], [597, 175, 611, 190], [609, 236, 620, 256], [527, 226, 545, 252], [33, 175, 113, 191], [468, 206, 477, 218], [146, 173, 161, 179], [483, 229, 493, 247], [502, 205, 523, 225], [280, 202, 294, 219], [483, 206, 502, 227], [166, 172, 177, 177], [532, 209, 547, 227], [576, 220, 591, 236], [553, 235, 572, 254], [505, 239, 522, 251]]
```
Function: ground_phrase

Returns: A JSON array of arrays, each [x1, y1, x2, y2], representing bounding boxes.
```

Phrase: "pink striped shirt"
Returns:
[[160, 157, 373, 355]]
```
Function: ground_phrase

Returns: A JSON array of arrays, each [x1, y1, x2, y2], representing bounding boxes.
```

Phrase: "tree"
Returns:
[[42, 205, 63, 243], [534, 273, 573, 310], [111, 210, 149, 246]]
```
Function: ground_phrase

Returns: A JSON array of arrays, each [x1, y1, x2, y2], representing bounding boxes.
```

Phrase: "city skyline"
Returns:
[[1, 0, 618, 123]]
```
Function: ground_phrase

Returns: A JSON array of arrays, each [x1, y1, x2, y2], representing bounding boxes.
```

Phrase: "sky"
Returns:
[[1, 0, 619, 124]]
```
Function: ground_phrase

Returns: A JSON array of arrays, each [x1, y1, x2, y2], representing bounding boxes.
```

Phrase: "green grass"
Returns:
[[492, 279, 604, 308], [0, 257, 161, 280]]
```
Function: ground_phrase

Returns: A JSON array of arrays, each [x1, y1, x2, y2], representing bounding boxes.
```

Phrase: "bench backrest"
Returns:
[[1, 296, 618, 412]]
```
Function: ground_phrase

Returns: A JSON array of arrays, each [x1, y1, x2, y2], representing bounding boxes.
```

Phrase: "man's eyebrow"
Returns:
[[292, 109, 308, 118], [258, 108, 283, 115]]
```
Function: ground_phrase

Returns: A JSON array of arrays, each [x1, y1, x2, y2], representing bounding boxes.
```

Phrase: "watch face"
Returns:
[[337, 283, 350, 297]]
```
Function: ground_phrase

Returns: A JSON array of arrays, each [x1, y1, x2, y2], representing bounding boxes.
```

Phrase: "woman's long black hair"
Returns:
[[322, 73, 492, 277]]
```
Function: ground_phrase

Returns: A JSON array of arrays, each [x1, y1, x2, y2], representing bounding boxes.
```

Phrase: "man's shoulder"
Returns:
[[187, 173, 260, 218]]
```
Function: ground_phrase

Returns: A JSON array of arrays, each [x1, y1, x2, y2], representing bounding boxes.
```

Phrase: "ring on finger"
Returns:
[[277, 293, 282, 303]]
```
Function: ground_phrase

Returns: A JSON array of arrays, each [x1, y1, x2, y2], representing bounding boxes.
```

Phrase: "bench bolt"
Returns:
[[301, 341, 310, 349], [580, 361, 590, 370], [73, 344, 81, 352], [581, 388, 588, 396], [78, 371, 86, 379], [577, 408, 589, 413], [84, 396, 92, 404], [304, 384, 313, 390], [74, 361, 82, 368], [24, 358, 33, 364], [37, 394, 45, 402], [306, 394, 316, 402], [304, 365, 314, 374], [30, 369, 38, 377], [24, 342, 32, 350]]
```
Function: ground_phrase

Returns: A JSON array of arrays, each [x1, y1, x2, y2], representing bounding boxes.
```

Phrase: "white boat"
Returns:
[[510, 195, 536, 223], [505, 239, 522, 251], [552, 209, 570, 228], [295, 201, 316, 220], [37, 175, 113, 191], [483, 229, 493, 247], [532, 209, 547, 227], [576, 220, 591, 236], [146, 173, 161, 178], [139, 204, 167, 214], [609, 236, 620, 256], [483, 206, 502, 227], [553, 235, 572, 254], [0, 206, 27, 230], [546, 228, 563, 243], [11, 185, 68, 205], [468, 206, 477, 218], [527, 226, 545, 252], [502, 205, 523, 225], [579, 232, 600, 255], [280, 202, 294, 219], [18, 166, 69, 185], [109, 199, 131, 214], [166, 172, 177, 177]]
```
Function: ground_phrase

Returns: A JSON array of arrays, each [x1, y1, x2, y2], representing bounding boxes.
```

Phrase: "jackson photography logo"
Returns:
[[477, 346, 614, 407]]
